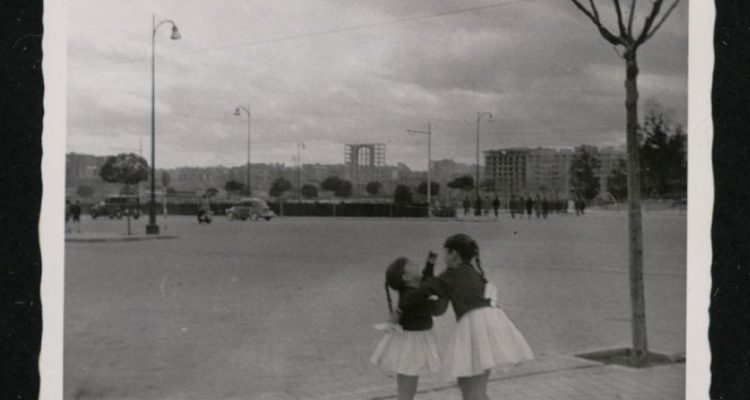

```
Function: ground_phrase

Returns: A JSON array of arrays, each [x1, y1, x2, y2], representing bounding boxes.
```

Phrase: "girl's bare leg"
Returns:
[[396, 374, 419, 400], [476, 370, 490, 400], [457, 370, 490, 400]]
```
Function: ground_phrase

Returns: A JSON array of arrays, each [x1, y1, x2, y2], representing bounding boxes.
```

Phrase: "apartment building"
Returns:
[[485, 146, 625, 201]]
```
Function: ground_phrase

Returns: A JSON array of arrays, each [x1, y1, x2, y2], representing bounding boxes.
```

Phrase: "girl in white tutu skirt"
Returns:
[[401, 233, 533, 400], [371, 253, 449, 400]]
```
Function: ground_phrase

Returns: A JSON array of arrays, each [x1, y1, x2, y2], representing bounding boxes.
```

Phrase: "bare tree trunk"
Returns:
[[624, 48, 648, 365]]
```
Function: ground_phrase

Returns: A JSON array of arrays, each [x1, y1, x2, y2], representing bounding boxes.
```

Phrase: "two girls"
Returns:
[[373, 234, 533, 400]]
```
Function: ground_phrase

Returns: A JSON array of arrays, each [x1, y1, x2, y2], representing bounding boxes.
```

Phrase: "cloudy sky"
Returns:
[[67, 0, 687, 170]]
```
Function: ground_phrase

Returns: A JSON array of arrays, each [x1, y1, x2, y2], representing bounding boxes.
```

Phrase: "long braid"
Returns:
[[385, 281, 393, 314], [473, 243, 487, 283]]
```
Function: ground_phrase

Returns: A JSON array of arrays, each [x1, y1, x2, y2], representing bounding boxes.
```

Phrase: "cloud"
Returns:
[[66, 0, 687, 169]]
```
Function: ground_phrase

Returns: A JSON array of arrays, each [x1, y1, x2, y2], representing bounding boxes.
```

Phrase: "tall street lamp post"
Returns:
[[296, 141, 304, 201], [234, 106, 251, 197], [475, 112, 492, 216], [147, 15, 181, 235], [407, 123, 432, 218]]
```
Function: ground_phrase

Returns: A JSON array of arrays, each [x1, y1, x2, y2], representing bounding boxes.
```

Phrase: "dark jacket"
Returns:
[[405, 262, 490, 321], [396, 259, 449, 331]]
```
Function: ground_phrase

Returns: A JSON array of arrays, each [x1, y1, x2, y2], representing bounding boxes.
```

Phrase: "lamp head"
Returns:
[[170, 25, 181, 40], [234, 107, 241, 116]]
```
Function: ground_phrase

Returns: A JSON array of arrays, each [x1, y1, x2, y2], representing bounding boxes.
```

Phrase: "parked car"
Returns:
[[90, 195, 141, 219], [225, 198, 275, 221]]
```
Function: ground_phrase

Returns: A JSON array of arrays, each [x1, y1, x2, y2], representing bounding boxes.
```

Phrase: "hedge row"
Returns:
[[92, 202, 456, 218]]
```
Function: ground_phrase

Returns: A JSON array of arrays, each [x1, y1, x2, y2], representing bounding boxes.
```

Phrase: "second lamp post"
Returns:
[[407, 123, 432, 217], [475, 112, 492, 216], [234, 106, 251, 197]]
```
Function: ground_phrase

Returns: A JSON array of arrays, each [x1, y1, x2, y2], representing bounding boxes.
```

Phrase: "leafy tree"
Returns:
[[321, 176, 343, 193], [100, 153, 149, 187], [76, 185, 94, 198], [569, 147, 601, 200], [320, 176, 352, 197], [417, 181, 440, 196], [205, 187, 219, 198], [301, 184, 318, 199], [366, 181, 382, 196], [447, 175, 474, 192], [607, 159, 628, 202], [337, 180, 353, 198], [393, 185, 413, 204], [224, 179, 245, 194], [481, 179, 495, 192], [639, 107, 687, 198], [667, 126, 687, 195], [270, 177, 293, 197], [99, 153, 149, 235]]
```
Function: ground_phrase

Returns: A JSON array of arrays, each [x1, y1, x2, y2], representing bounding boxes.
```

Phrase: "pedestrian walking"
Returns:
[[71, 200, 82, 233], [491, 196, 500, 219], [542, 197, 549, 219], [404, 234, 533, 399], [534, 195, 542, 218], [462, 196, 471, 217], [525, 197, 533, 219], [509, 196, 517, 219], [483, 196, 490, 216], [474, 197, 483, 217], [372, 253, 449, 400], [65, 199, 72, 233]]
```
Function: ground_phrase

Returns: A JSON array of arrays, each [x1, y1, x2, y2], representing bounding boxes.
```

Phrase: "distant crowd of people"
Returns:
[[461, 195, 588, 219]]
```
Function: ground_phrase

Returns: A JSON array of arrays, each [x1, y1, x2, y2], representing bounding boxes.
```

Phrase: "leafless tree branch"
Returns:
[[613, 0, 627, 36], [569, 0, 599, 25], [643, 0, 681, 42], [588, 0, 601, 21], [627, 0, 637, 33], [569, 0, 623, 45], [635, 0, 664, 45]]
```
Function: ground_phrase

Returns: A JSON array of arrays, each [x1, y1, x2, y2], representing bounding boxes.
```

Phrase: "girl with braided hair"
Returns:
[[403, 233, 533, 400], [371, 254, 449, 400]]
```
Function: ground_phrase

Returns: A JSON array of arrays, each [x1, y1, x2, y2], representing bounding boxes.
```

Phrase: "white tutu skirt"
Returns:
[[371, 329, 441, 376], [442, 306, 533, 378]]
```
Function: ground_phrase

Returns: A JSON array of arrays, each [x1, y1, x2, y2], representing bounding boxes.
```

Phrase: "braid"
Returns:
[[385, 281, 393, 314], [475, 253, 487, 283], [471, 241, 487, 281]]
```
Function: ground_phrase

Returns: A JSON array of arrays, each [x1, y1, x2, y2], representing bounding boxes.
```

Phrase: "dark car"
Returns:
[[225, 198, 275, 221], [90, 195, 141, 219]]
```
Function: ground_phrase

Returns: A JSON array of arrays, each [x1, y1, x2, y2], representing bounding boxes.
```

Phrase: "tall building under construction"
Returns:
[[484, 146, 625, 201]]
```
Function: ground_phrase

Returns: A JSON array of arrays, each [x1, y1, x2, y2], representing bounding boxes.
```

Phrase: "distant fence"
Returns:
[[81, 202, 456, 218], [267, 202, 454, 218]]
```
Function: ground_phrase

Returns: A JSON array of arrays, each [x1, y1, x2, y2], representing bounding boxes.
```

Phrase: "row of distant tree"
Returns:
[[75, 106, 685, 204], [570, 107, 687, 201], [222, 175, 447, 202]]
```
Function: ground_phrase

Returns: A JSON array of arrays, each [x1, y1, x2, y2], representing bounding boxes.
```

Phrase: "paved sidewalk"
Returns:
[[309, 356, 684, 400]]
